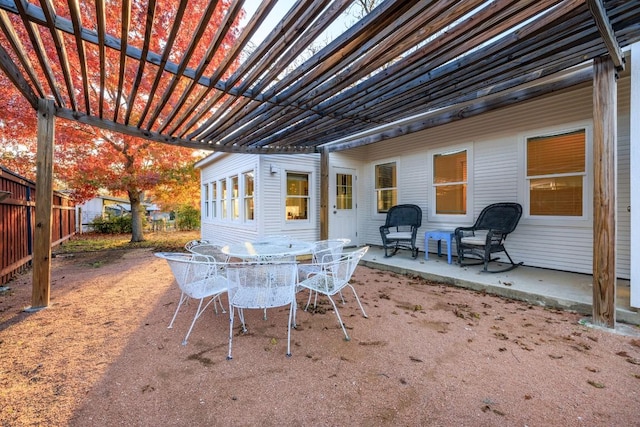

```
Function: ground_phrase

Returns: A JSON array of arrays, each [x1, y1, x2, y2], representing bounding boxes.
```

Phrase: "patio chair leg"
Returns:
[[327, 296, 350, 341], [182, 299, 204, 346], [212, 295, 226, 315], [304, 290, 319, 311], [238, 308, 247, 333], [227, 305, 234, 360], [291, 299, 297, 329], [182, 295, 218, 345], [286, 303, 293, 357], [347, 284, 367, 318], [168, 292, 188, 329]]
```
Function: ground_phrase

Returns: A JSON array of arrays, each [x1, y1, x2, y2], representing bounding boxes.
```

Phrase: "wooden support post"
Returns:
[[31, 98, 55, 310], [320, 148, 329, 240], [592, 57, 617, 328]]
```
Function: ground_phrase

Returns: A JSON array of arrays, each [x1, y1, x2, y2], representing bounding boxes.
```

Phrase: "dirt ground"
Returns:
[[1, 247, 640, 426]]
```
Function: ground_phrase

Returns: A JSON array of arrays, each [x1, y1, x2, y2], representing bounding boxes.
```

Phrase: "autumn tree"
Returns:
[[0, 0, 241, 241]]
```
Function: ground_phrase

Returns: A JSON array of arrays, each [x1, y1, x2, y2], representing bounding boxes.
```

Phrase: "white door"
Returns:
[[329, 167, 357, 244]]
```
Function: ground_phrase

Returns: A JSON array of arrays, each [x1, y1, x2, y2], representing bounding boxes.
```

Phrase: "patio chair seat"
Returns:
[[385, 231, 413, 240], [460, 234, 492, 246]]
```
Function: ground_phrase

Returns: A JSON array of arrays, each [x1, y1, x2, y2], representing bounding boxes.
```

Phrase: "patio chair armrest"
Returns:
[[486, 228, 509, 244]]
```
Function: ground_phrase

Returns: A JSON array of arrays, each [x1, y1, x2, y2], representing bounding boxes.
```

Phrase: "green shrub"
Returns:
[[175, 205, 200, 231], [89, 214, 135, 234]]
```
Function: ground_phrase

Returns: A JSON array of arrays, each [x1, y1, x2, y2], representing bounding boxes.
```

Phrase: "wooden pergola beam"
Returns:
[[157, 0, 245, 134], [188, 0, 331, 142], [326, 66, 593, 152], [113, 0, 131, 121], [0, 42, 38, 108], [166, 0, 279, 136], [0, 9, 45, 99], [209, 0, 580, 149], [53, 106, 316, 154], [67, 0, 92, 114], [587, 0, 625, 71]]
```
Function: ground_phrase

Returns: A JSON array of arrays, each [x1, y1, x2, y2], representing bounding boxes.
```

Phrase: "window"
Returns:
[[220, 179, 227, 219], [244, 171, 254, 221], [286, 172, 309, 220], [336, 173, 352, 210], [433, 149, 467, 215], [211, 181, 217, 218], [375, 162, 396, 213], [526, 129, 586, 217], [203, 183, 209, 218], [209, 172, 255, 223], [231, 175, 239, 220]]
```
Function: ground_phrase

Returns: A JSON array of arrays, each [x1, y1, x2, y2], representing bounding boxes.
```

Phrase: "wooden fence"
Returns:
[[0, 166, 76, 286]]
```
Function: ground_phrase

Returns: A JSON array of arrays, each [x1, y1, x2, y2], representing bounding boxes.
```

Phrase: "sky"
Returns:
[[240, 0, 358, 47]]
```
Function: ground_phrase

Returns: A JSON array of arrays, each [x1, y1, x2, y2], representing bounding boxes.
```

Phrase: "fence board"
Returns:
[[0, 166, 76, 285]]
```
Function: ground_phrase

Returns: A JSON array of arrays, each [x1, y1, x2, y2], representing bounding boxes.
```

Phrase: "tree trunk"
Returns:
[[128, 189, 145, 242]]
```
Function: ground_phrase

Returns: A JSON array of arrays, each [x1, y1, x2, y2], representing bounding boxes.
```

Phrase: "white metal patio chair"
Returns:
[[298, 238, 350, 278], [225, 261, 298, 359], [155, 252, 229, 345], [297, 238, 350, 306], [297, 246, 369, 341], [186, 243, 230, 314], [184, 239, 210, 252], [188, 243, 230, 263]]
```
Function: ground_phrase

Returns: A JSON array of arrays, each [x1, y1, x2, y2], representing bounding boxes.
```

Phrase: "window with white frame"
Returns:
[[220, 179, 227, 219], [374, 161, 396, 214], [525, 129, 587, 218], [336, 173, 353, 210], [286, 172, 309, 221], [244, 171, 254, 221], [211, 181, 217, 218], [203, 183, 209, 218], [432, 149, 468, 215], [231, 175, 239, 220]]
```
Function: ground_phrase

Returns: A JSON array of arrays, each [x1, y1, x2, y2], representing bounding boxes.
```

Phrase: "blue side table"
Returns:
[[424, 230, 455, 264]]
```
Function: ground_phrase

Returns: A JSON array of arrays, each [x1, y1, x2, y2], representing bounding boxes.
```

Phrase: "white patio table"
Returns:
[[221, 240, 313, 261]]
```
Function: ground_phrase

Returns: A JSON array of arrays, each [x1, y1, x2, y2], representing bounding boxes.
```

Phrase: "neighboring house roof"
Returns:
[[78, 196, 157, 211], [1, 1, 639, 154]]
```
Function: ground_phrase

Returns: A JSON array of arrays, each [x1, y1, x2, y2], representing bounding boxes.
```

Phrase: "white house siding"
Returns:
[[196, 76, 631, 279], [199, 153, 260, 243], [616, 76, 631, 277], [198, 153, 320, 244], [256, 154, 320, 242], [353, 76, 631, 279]]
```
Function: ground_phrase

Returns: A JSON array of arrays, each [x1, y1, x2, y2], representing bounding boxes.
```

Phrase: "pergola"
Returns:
[[1, 0, 639, 327]]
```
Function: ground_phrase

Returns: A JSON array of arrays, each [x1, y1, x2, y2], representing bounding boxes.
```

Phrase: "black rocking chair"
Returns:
[[379, 204, 422, 258], [454, 202, 523, 273]]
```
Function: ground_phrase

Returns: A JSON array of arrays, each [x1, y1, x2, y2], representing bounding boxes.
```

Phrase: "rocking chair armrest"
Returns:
[[485, 228, 509, 243], [454, 226, 475, 237]]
